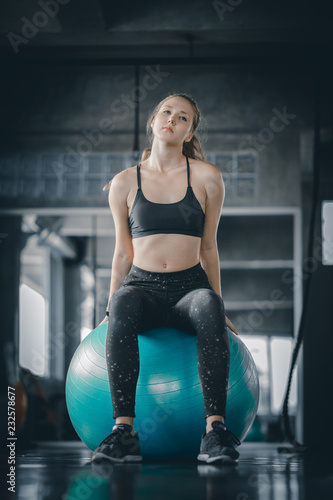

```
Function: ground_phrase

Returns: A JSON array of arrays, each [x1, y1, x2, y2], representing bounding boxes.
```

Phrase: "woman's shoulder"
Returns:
[[105, 164, 138, 198], [110, 164, 138, 185], [190, 157, 222, 180]]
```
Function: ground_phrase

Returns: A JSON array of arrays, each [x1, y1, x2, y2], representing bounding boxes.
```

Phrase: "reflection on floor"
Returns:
[[3, 441, 333, 500]]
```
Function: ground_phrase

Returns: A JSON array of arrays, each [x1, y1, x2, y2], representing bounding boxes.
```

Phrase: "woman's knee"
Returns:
[[109, 286, 143, 313], [108, 286, 147, 329], [189, 288, 225, 315], [170, 288, 226, 334]]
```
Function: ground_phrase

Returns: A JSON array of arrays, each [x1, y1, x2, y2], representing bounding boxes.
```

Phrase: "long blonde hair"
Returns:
[[103, 93, 206, 191]]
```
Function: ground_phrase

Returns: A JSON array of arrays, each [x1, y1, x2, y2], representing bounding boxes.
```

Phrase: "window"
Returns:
[[19, 233, 51, 378], [242, 335, 298, 416], [19, 283, 49, 377]]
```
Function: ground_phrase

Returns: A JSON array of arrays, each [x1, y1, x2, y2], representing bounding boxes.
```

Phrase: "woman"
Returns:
[[91, 93, 241, 465]]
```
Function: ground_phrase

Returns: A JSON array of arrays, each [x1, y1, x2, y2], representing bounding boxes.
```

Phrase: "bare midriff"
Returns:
[[132, 233, 202, 272]]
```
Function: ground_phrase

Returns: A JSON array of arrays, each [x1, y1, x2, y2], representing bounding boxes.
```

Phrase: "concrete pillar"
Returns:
[[302, 142, 333, 452], [0, 216, 22, 391], [63, 261, 82, 375], [0, 216, 22, 436]]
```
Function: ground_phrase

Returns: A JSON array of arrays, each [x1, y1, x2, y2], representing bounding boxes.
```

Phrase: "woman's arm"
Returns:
[[199, 163, 224, 296], [200, 164, 239, 335], [104, 171, 134, 318]]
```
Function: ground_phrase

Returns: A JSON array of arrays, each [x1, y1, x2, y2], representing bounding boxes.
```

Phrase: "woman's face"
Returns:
[[151, 97, 195, 145]]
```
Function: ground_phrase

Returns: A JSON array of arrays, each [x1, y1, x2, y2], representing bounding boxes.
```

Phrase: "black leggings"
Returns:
[[106, 262, 230, 420]]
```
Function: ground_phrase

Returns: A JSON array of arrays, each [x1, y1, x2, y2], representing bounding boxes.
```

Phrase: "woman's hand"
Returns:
[[225, 315, 239, 336]]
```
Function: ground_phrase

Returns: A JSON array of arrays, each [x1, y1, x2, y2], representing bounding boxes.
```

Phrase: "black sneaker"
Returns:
[[197, 421, 241, 464], [91, 424, 142, 463]]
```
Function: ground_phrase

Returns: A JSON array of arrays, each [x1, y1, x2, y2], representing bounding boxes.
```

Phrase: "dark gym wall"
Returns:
[[0, 64, 314, 210]]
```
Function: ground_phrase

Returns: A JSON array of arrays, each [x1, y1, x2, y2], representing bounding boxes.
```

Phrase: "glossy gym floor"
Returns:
[[4, 441, 333, 500]]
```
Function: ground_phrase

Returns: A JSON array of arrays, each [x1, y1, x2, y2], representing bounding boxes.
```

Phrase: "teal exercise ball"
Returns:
[[65, 324, 259, 459]]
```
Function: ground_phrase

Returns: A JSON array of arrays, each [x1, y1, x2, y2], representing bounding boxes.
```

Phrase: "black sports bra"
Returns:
[[128, 156, 205, 239]]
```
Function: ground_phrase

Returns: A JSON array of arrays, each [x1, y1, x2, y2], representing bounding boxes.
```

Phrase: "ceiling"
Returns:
[[0, 0, 332, 63]]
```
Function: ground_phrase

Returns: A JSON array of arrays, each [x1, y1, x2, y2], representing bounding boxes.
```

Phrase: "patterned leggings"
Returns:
[[106, 262, 230, 419]]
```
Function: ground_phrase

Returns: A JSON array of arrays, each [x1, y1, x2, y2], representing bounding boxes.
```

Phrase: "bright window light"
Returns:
[[19, 283, 49, 377], [242, 336, 270, 414], [270, 337, 297, 414], [242, 335, 298, 416], [322, 201, 333, 265]]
